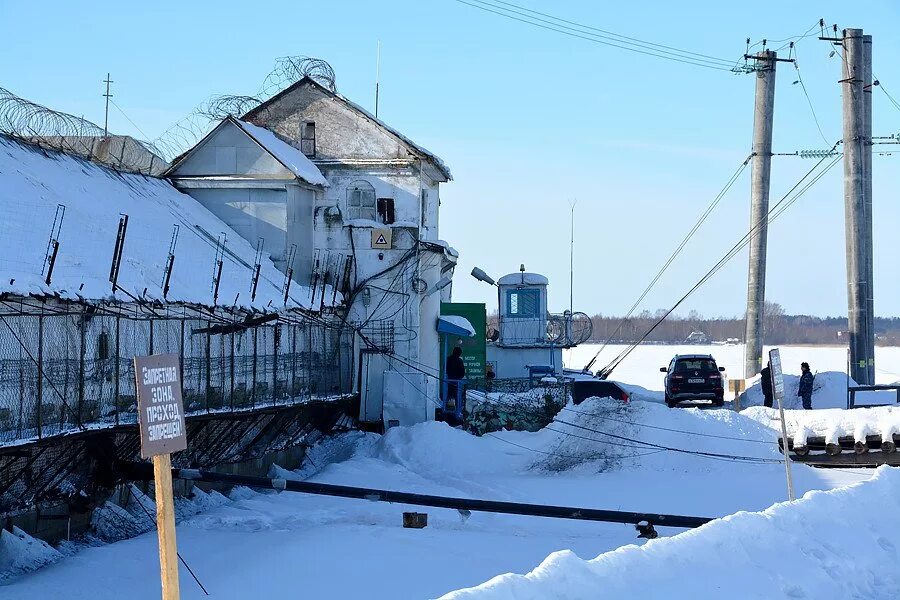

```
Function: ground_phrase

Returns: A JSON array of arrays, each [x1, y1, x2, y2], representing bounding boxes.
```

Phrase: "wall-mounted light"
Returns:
[[470, 267, 496, 286], [424, 275, 452, 297]]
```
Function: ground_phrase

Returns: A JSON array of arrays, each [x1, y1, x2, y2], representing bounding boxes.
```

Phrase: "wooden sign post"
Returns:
[[135, 353, 187, 600], [768, 348, 795, 501]]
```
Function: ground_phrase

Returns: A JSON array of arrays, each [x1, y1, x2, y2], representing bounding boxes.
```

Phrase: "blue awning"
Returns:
[[437, 315, 475, 337]]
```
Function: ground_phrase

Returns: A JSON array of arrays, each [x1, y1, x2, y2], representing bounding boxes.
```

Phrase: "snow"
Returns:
[[739, 370, 859, 409], [0, 135, 319, 310], [233, 119, 328, 187], [4, 397, 872, 599], [442, 466, 900, 599], [497, 272, 549, 286], [744, 404, 900, 444], [0, 528, 62, 583], [440, 314, 476, 336]]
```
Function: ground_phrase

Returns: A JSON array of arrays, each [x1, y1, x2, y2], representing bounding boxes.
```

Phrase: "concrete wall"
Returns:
[[169, 121, 294, 177], [486, 345, 563, 379], [250, 84, 412, 162]]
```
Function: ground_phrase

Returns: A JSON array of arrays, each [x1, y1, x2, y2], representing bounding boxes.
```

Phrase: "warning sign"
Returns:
[[135, 353, 187, 458], [371, 228, 392, 249]]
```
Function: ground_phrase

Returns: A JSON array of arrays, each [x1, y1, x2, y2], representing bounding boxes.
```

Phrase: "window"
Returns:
[[346, 181, 376, 221], [377, 198, 395, 225], [676, 359, 718, 372], [98, 331, 110, 360], [300, 121, 316, 157], [506, 288, 540, 319]]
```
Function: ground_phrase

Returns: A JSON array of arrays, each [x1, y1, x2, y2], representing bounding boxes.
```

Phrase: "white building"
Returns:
[[168, 77, 458, 428]]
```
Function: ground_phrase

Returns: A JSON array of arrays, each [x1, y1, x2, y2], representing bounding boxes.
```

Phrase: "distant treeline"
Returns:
[[585, 302, 900, 346]]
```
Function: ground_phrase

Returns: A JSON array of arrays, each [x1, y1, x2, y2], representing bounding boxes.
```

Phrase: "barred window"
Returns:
[[346, 181, 376, 221]]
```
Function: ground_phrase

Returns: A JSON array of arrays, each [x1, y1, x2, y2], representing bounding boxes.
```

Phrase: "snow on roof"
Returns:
[[245, 77, 452, 181], [497, 272, 549, 286], [232, 118, 328, 187], [0, 135, 318, 310]]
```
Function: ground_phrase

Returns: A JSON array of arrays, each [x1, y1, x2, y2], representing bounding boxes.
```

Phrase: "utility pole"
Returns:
[[569, 199, 576, 316], [743, 50, 777, 379], [840, 28, 873, 385], [103, 73, 113, 137], [862, 34, 875, 384]]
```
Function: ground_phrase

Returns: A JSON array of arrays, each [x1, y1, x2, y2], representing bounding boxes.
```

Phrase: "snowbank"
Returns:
[[440, 467, 900, 599], [739, 371, 855, 410], [0, 527, 62, 583], [744, 404, 900, 444]]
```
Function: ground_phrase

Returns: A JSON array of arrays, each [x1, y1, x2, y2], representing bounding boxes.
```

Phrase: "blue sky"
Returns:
[[2, 0, 899, 318]]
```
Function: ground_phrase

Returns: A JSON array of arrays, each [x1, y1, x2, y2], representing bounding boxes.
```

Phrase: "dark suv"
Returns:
[[661, 354, 725, 408]]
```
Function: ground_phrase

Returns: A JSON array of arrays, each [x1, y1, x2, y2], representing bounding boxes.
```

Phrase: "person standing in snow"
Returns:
[[798, 362, 814, 410], [760, 363, 773, 408], [445, 346, 466, 413]]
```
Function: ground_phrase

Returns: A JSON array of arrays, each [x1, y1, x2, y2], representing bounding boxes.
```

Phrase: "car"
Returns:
[[660, 354, 726, 408], [572, 379, 630, 405]]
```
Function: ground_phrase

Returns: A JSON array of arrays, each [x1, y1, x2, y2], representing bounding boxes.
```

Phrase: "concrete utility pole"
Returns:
[[862, 34, 875, 384], [841, 28, 874, 384], [744, 50, 777, 379]]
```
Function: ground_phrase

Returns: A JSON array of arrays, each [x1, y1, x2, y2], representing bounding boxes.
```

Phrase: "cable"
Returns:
[[451, 0, 737, 72], [792, 46, 831, 146], [598, 149, 842, 378], [560, 406, 774, 444], [130, 491, 210, 596], [553, 417, 782, 464], [584, 155, 752, 372], [109, 99, 152, 141]]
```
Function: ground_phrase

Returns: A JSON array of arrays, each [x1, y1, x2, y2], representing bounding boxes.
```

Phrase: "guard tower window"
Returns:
[[346, 180, 376, 221], [300, 121, 316, 157], [377, 198, 395, 225], [506, 289, 540, 319]]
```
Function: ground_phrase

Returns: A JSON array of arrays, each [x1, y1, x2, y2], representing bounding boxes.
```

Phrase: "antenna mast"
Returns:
[[102, 73, 113, 137], [375, 41, 381, 118], [569, 199, 576, 316]]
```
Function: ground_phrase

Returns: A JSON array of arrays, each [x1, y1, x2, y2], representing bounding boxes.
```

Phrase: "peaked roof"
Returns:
[[243, 77, 452, 181], [165, 115, 328, 187]]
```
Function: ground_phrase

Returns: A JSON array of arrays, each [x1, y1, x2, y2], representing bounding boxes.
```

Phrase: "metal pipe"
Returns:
[[126, 465, 715, 530]]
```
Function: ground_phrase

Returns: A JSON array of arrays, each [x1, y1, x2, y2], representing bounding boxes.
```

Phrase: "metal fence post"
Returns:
[[78, 309, 86, 427], [37, 313, 44, 438], [114, 316, 120, 424], [230, 332, 235, 410], [252, 327, 258, 408], [205, 323, 212, 413], [273, 325, 280, 405], [291, 325, 297, 398]]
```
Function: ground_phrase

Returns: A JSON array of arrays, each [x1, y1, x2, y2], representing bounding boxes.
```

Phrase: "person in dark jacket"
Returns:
[[445, 346, 466, 410], [760, 363, 773, 408], [798, 362, 814, 410]]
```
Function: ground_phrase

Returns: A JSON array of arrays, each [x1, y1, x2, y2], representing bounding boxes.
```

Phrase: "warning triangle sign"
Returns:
[[375, 234, 387, 245]]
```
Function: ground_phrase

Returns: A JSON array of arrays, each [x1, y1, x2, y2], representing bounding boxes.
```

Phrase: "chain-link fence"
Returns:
[[464, 377, 571, 435], [0, 303, 353, 445]]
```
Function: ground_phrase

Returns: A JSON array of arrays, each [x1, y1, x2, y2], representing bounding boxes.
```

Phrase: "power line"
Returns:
[[598, 149, 842, 378], [552, 417, 783, 464], [560, 406, 775, 444], [584, 154, 752, 372], [792, 46, 831, 146], [109, 98, 151, 141], [451, 0, 739, 72]]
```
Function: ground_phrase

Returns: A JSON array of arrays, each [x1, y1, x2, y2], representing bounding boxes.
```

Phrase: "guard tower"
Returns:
[[497, 271, 549, 346]]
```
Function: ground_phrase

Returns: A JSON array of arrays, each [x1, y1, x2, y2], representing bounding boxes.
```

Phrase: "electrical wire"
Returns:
[[560, 406, 775, 444], [792, 46, 831, 146], [597, 149, 842, 378], [451, 0, 738, 72], [584, 154, 752, 372]]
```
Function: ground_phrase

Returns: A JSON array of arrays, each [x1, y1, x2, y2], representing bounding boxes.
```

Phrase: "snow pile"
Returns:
[[739, 371, 855, 409], [0, 527, 63, 583], [0, 135, 318, 309], [441, 467, 900, 600], [744, 404, 900, 443]]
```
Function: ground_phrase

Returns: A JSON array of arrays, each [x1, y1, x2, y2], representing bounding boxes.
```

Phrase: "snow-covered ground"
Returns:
[[3, 397, 873, 599], [563, 343, 900, 388]]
